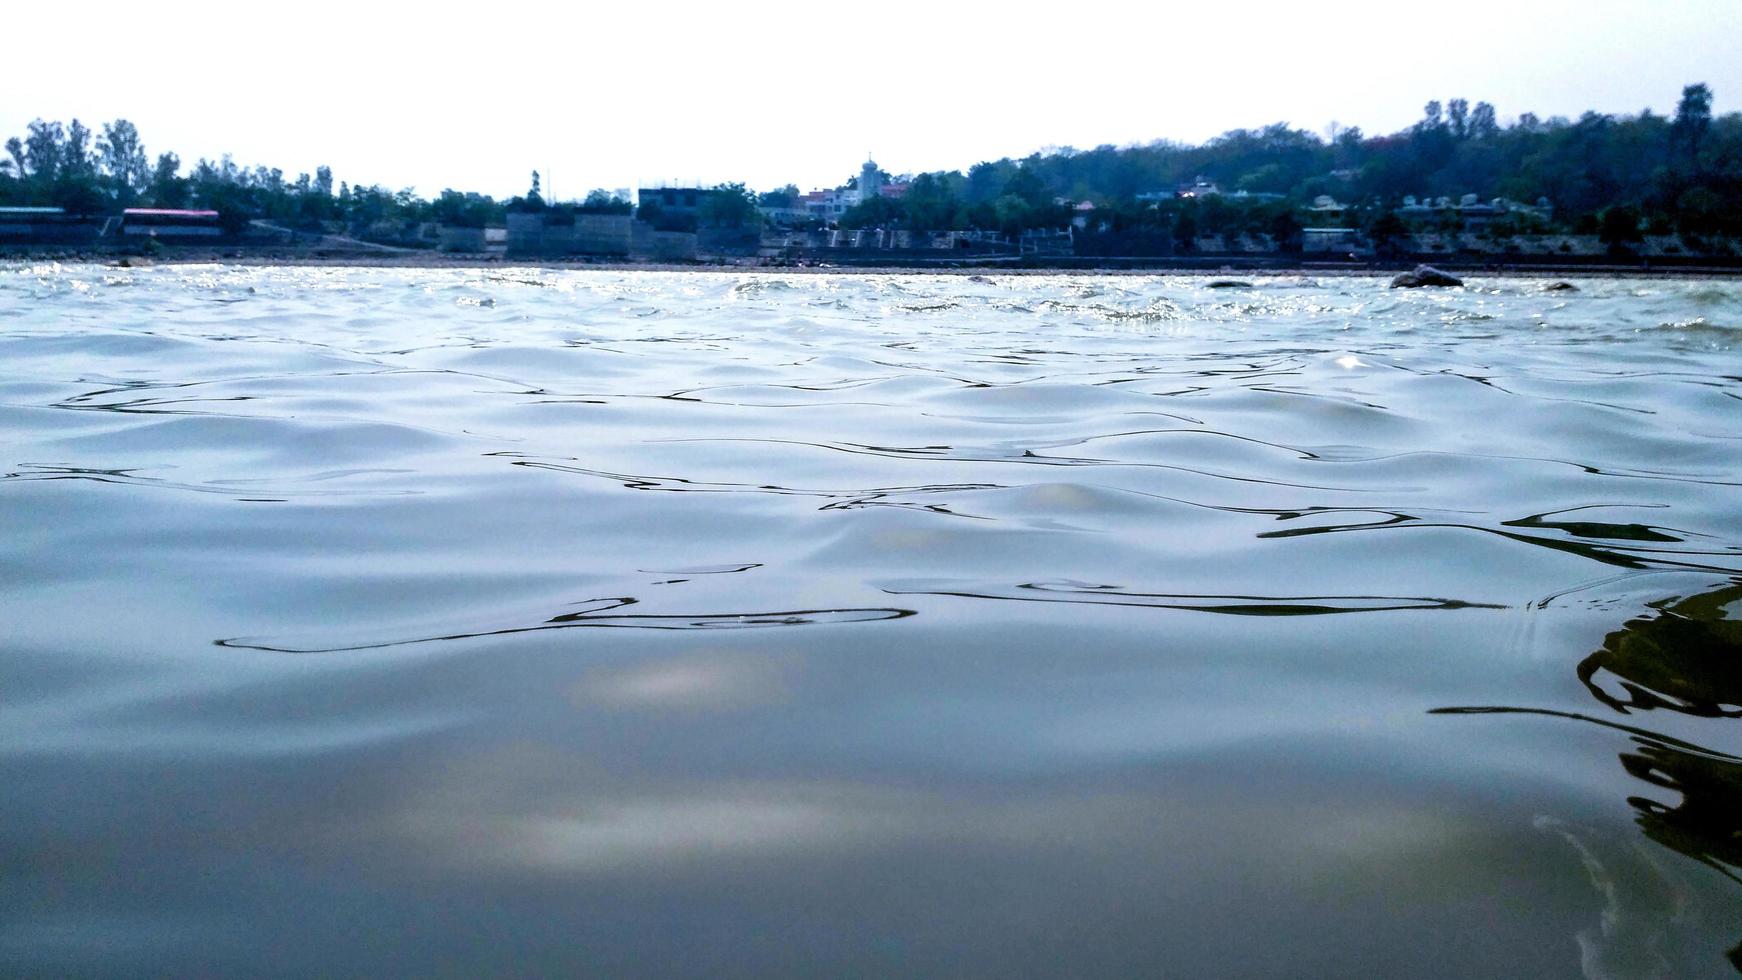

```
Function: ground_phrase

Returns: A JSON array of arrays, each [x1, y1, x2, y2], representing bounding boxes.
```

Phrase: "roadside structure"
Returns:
[[121, 209, 221, 238]]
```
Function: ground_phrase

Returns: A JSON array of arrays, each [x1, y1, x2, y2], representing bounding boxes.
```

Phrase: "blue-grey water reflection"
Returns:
[[3, 265, 1740, 977]]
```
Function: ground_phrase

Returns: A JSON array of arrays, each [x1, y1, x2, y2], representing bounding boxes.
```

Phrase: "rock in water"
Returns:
[[1206, 280, 1253, 289], [1390, 265, 1464, 288], [1545, 281, 1580, 292]]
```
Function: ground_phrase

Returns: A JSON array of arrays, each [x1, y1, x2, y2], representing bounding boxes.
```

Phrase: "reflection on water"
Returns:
[[1623, 738, 1742, 892], [4, 266, 1742, 977], [882, 578, 1504, 615], [1579, 583, 1742, 717], [219, 596, 916, 654], [1437, 579, 1742, 974]]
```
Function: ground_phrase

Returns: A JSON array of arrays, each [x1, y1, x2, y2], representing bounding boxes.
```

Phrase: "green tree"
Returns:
[[963, 160, 1012, 203], [1420, 100, 1444, 132], [697, 182, 759, 227], [24, 120, 65, 184], [992, 194, 1037, 236], [1235, 163, 1286, 192], [515, 170, 545, 211], [4, 138, 25, 182], [839, 194, 902, 229], [1598, 204, 1644, 250], [1469, 102, 1499, 140], [97, 119, 148, 204], [61, 119, 96, 183], [432, 189, 499, 227], [1000, 166, 1050, 208], [1268, 210, 1303, 252], [757, 184, 800, 208], [1369, 211, 1408, 257], [1172, 208, 1199, 251], [37, 119, 105, 214], [1448, 98, 1470, 140], [1670, 83, 1713, 170], [149, 152, 187, 208], [578, 189, 632, 214], [1674, 186, 1728, 236], [901, 172, 959, 230]]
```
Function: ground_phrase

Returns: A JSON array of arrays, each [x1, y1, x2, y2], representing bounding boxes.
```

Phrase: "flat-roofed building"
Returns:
[[0, 206, 101, 243], [1301, 226, 1361, 254], [0, 206, 68, 236], [122, 208, 222, 237], [637, 187, 713, 217]]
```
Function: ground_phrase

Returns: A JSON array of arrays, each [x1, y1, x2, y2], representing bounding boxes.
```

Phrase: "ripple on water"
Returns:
[[3, 265, 1741, 977]]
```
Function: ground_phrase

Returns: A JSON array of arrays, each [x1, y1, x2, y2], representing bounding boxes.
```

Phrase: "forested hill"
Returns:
[[860, 86, 1737, 238]]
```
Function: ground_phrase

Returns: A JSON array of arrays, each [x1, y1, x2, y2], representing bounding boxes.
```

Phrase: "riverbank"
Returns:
[[6, 246, 1742, 278]]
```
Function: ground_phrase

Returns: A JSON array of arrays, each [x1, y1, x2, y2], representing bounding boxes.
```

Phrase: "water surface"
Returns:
[[3, 265, 1740, 977]]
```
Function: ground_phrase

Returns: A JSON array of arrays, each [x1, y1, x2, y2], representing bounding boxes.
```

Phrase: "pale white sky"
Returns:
[[8, 0, 1740, 199]]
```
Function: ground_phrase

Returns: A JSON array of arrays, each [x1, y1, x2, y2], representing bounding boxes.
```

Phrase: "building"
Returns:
[[757, 203, 813, 227], [856, 159, 884, 201], [1222, 190, 1286, 203], [121, 208, 222, 237], [637, 187, 713, 221], [0, 205, 66, 223], [801, 188, 852, 222], [797, 159, 912, 227], [1177, 176, 1221, 198], [1070, 201, 1098, 230], [1301, 227, 1361, 254], [1394, 194, 1553, 228], [0, 206, 97, 244], [0, 206, 67, 235]]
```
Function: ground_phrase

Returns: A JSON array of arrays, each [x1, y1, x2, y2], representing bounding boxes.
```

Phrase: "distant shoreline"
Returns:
[[6, 248, 1741, 279]]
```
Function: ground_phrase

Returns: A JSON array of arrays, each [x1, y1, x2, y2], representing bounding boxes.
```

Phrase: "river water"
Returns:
[[3, 264, 1740, 977]]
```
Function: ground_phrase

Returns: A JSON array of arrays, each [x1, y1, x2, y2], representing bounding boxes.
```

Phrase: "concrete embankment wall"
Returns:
[[573, 215, 633, 256], [768, 230, 1008, 251], [761, 229, 1019, 263], [506, 213, 637, 257], [632, 221, 698, 261], [439, 227, 487, 252], [784, 248, 1020, 266], [696, 227, 761, 256]]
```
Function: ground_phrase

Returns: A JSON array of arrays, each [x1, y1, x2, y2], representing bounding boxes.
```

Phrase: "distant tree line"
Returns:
[[1, 84, 1735, 245], [0, 127, 627, 236]]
